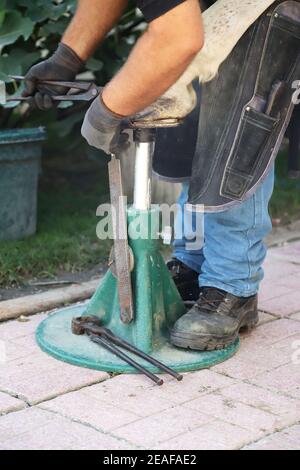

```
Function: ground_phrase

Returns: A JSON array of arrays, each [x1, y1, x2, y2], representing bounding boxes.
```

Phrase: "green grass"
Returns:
[[0, 178, 112, 287]]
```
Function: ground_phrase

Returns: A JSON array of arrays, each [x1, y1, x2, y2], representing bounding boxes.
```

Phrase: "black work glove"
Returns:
[[81, 92, 130, 155], [22, 43, 83, 110]]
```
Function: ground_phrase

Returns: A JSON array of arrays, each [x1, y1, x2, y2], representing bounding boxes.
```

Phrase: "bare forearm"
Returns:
[[62, 0, 128, 61], [103, 0, 204, 116]]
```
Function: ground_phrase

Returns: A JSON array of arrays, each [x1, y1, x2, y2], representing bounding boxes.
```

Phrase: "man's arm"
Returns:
[[62, 0, 128, 61], [102, 0, 204, 116], [81, 0, 204, 155], [62, 0, 204, 116]]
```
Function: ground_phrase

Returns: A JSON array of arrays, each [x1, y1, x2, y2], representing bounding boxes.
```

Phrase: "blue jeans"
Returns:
[[173, 168, 275, 298]]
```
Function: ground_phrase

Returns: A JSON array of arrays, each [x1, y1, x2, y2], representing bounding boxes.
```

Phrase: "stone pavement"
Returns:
[[0, 241, 300, 450]]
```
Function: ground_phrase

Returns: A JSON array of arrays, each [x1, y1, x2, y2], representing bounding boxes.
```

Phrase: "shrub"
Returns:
[[0, 0, 144, 151]]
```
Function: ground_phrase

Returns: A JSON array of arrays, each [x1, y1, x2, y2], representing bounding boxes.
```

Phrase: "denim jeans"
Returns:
[[173, 167, 275, 298]]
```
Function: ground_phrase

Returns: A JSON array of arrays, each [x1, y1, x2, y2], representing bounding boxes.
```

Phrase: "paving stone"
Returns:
[[238, 333, 300, 371], [276, 273, 300, 291], [0, 241, 299, 450], [220, 383, 300, 428], [257, 311, 278, 326], [154, 420, 256, 450], [213, 319, 300, 380], [39, 389, 140, 432], [269, 242, 300, 262], [258, 284, 294, 305], [78, 440, 138, 451], [212, 338, 289, 381], [0, 392, 26, 415], [262, 258, 299, 284], [259, 291, 300, 317], [242, 339, 291, 367], [96, 373, 156, 390], [0, 354, 109, 405], [0, 407, 54, 441], [212, 355, 271, 381], [81, 370, 235, 415], [201, 320, 300, 381], [243, 424, 300, 450], [269, 334, 300, 365], [0, 340, 33, 363], [245, 319, 300, 346], [0, 407, 132, 450], [112, 405, 214, 447], [81, 380, 176, 418], [0, 314, 48, 341], [0, 353, 61, 385], [185, 392, 281, 437], [250, 362, 300, 399], [146, 369, 236, 405], [10, 334, 42, 355]]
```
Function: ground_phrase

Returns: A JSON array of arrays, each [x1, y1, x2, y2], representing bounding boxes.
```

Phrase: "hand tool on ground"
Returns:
[[90, 334, 163, 386], [72, 316, 183, 384]]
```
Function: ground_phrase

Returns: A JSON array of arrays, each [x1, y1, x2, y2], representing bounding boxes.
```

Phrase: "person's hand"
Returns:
[[81, 93, 130, 155], [22, 43, 83, 110]]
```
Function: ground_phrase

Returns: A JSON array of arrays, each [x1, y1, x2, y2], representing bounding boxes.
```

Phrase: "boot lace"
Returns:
[[194, 288, 230, 315]]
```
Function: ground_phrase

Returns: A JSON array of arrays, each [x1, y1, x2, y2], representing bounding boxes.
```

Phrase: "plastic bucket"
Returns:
[[0, 127, 47, 241]]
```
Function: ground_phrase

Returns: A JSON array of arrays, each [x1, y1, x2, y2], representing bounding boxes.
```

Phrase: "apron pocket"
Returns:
[[220, 105, 278, 200]]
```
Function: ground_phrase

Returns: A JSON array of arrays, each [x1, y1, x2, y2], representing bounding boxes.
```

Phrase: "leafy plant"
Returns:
[[0, 0, 144, 150]]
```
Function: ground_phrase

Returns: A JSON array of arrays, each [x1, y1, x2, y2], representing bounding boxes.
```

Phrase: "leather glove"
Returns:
[[81, 92, 130, 155], [22, 43, 83, 110]]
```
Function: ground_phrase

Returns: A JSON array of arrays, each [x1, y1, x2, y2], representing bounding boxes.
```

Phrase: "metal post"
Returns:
[[133, 129, 156, 211]]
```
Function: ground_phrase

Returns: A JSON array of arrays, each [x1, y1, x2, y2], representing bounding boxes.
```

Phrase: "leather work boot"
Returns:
[[170, 287, 258, 351], [167, 258, 200, 302]]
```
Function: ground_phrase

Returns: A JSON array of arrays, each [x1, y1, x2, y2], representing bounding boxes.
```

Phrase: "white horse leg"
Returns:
[[178, 0, 277, 84]]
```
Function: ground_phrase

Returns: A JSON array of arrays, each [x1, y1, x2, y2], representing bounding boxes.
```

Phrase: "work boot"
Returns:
[[167, 258, 200, 302], [170, 287, 258, 351]]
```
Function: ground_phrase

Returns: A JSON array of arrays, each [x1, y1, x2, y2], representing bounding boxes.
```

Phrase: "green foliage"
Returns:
[[0, 10, 34, 47], [0, 0, 144, 146]]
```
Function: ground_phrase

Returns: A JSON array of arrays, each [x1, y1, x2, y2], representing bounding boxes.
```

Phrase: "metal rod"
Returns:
[[133, 141, 154, 211], [103, 331, 183, 381], [90, 334, 164, 386]]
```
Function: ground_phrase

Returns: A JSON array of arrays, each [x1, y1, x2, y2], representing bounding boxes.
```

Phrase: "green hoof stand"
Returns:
[[36, 207, 239, 375]]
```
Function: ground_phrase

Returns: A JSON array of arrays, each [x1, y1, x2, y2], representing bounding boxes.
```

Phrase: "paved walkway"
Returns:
[[0, 242, 300, 450]]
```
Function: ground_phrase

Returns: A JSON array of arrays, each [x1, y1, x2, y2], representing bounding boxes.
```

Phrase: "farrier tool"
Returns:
[[72, 316, 183, 385], [1, 76, 101, 103]]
